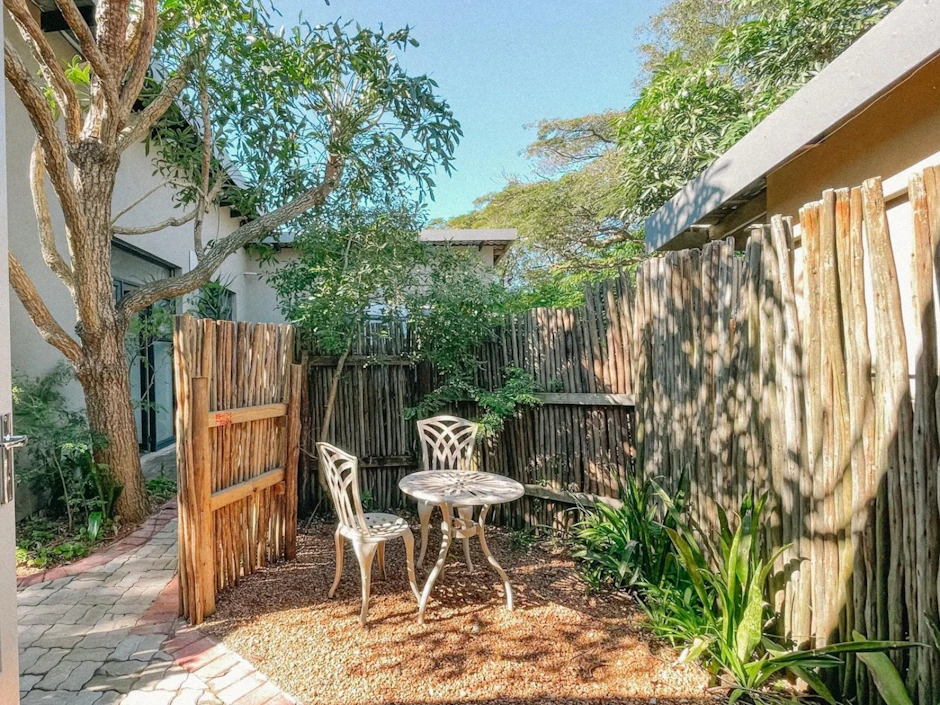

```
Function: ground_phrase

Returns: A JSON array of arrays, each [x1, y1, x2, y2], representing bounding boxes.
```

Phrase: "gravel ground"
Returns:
[[200, 520, 714, 705]]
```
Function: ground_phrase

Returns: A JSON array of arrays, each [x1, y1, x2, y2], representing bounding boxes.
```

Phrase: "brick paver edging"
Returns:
[[16, 499, 179, 589], [17, 497, 302, 704], [165, 627, 301, 705], [137, 577, 302, 703]]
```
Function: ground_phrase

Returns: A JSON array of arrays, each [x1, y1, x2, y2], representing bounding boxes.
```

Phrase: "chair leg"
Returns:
[[457, 506, 474, 573], [329, 529, 344, 598], [377, 542, 387, 580], [402, 528, 420, 601], [353, 540, 378, 626], [417, 500, 434, 568]]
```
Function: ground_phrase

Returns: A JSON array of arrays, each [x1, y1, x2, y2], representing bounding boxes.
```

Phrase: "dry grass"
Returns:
[[200, 520, 714, 705]]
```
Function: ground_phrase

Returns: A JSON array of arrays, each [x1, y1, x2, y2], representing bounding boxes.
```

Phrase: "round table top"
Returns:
[[399, 470, 524, 506]]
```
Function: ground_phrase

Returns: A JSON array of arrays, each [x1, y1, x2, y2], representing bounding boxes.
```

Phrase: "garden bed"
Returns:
[[15, 469, 177, 577], [199, 520, 714, 704]]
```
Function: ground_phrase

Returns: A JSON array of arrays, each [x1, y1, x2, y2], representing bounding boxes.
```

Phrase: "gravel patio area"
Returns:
[[198, 520, 714, 705]]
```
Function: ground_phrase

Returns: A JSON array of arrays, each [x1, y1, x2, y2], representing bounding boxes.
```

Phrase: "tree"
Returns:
[[4, 0, 460, 522], [635, 0, 761, 79], [444, 0, 896, 301], [444, 111, 645, 295], [271, 202, 426, 451], [614, 0, 898, 226]]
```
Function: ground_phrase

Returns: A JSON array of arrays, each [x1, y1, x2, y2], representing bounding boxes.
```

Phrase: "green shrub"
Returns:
[[572, 477, 915, 703], [662, 491, 913, 703], [12, 364, 122, 530], [13, 365, 124, 570], [15, 516, 96, 569], [572, 475, 685, 591], [146, 467, 177, 505]]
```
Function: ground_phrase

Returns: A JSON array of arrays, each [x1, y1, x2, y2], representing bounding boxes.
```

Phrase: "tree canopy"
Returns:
[[444, 0, 897, 301], [3, 0, 461, 520]]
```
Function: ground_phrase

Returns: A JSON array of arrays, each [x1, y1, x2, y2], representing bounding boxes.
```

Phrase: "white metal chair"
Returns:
[[317, 442, 419, 625], [415, 416, 480, 570]]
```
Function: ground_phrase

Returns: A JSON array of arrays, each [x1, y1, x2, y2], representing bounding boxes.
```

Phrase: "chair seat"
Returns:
[[339, 512, 411, 543]]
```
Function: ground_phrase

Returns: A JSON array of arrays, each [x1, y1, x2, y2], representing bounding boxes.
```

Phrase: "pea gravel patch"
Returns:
[[199, 520, 714, 705]]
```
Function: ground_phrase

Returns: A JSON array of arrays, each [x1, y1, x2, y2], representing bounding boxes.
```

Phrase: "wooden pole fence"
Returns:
[[175, 317, 301, 625]]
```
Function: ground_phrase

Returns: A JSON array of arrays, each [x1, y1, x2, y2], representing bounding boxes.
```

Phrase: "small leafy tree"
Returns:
[[4, 0, 459, 521], [271, 203, 427, 446], [405, 248, 540, 434]]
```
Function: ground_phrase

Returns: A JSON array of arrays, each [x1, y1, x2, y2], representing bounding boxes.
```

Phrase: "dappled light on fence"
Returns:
[[635, 170, 940, 704]]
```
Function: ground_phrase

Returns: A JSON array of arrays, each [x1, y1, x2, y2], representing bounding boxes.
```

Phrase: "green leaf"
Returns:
[[735, 570, 764, 663], [788, 663, 837, 705], [853, 631, 915, 705]]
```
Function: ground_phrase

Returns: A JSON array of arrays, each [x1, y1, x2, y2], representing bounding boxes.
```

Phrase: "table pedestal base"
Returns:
[[418, 503, 514, 624]]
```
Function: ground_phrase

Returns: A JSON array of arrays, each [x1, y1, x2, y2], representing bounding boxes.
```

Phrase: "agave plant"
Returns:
[[661, 489, 913, 704], [572, 474, 684, 590]]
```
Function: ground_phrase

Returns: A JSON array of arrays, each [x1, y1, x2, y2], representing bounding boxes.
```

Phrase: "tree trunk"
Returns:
[[76, 319, 149, 525], [318, 347, 349, 489]]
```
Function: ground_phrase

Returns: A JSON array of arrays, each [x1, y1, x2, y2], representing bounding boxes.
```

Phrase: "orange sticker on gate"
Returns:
[[215, 412, 233, 427]]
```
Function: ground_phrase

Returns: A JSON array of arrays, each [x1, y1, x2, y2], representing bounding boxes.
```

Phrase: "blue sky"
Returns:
[[279, 0, 663, 221]]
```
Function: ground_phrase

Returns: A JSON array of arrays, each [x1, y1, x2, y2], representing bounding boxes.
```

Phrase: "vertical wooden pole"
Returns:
[[192, 376, 216, 622], [285, 363, 303, 560]]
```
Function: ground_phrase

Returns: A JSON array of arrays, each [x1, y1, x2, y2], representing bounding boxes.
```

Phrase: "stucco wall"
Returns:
[[767, 52, 940, 219]]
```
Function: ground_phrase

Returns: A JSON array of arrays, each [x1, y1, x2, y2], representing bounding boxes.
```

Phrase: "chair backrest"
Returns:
[[317, 442, 368, 532], [416, 416, 479, 472]]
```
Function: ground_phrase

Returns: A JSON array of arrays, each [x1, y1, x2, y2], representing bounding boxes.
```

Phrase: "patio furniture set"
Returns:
[[316, 415, 524, 625]]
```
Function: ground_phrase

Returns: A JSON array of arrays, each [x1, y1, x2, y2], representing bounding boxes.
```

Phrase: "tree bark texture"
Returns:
[[76, 328, 149, 524]]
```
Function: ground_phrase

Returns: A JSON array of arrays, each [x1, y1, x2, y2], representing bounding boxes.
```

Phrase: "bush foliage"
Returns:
[[572, 477, 914, 702]]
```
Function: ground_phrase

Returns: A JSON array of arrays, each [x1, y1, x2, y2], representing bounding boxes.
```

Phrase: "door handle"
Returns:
[[0, 414, 25, 504], [0, 434, 27, 451]]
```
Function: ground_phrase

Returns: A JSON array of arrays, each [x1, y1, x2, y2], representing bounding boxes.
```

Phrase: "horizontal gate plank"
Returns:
[[208, 403, 287, 428], [211, 468, 285, 511]]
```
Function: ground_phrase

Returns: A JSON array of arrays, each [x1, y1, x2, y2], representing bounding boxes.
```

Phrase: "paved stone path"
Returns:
[[16, 504, 298, 705]]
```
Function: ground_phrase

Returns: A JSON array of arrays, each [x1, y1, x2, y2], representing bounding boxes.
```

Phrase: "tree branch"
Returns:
[[192, 81, 212, 256], [112, 207, 197, 235], [119, 0, 157, 119], [8, 252, 83, 363], [110, 180, 166, 223], [118, 155, 345, 316], [52, 0, 121, 119], [30, 141, 75, 291], [118, 52, 200, 151], [4, 45, 87, 244], [3, 0, 82, 141]]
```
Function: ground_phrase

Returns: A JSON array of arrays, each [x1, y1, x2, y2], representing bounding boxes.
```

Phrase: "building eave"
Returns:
[[644, 0, 940, 252]]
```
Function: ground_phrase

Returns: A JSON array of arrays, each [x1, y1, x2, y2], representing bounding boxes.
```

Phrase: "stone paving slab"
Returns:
[[17, 501, 300, 705]]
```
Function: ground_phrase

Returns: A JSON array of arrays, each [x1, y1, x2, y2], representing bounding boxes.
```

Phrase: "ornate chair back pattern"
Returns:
[[417, 416, 480, 472], [317, 442, 368, 533]]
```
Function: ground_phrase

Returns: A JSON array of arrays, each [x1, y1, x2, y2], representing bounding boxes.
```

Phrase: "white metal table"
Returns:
[[399, 469, 524, 624]]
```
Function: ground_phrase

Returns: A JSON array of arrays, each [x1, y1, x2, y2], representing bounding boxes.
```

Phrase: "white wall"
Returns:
[[3, 19, 283, 405], [239, 248, 297, 324]]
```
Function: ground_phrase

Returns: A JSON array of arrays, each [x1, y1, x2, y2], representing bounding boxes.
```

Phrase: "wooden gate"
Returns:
[[174, 314, 303, 624]]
